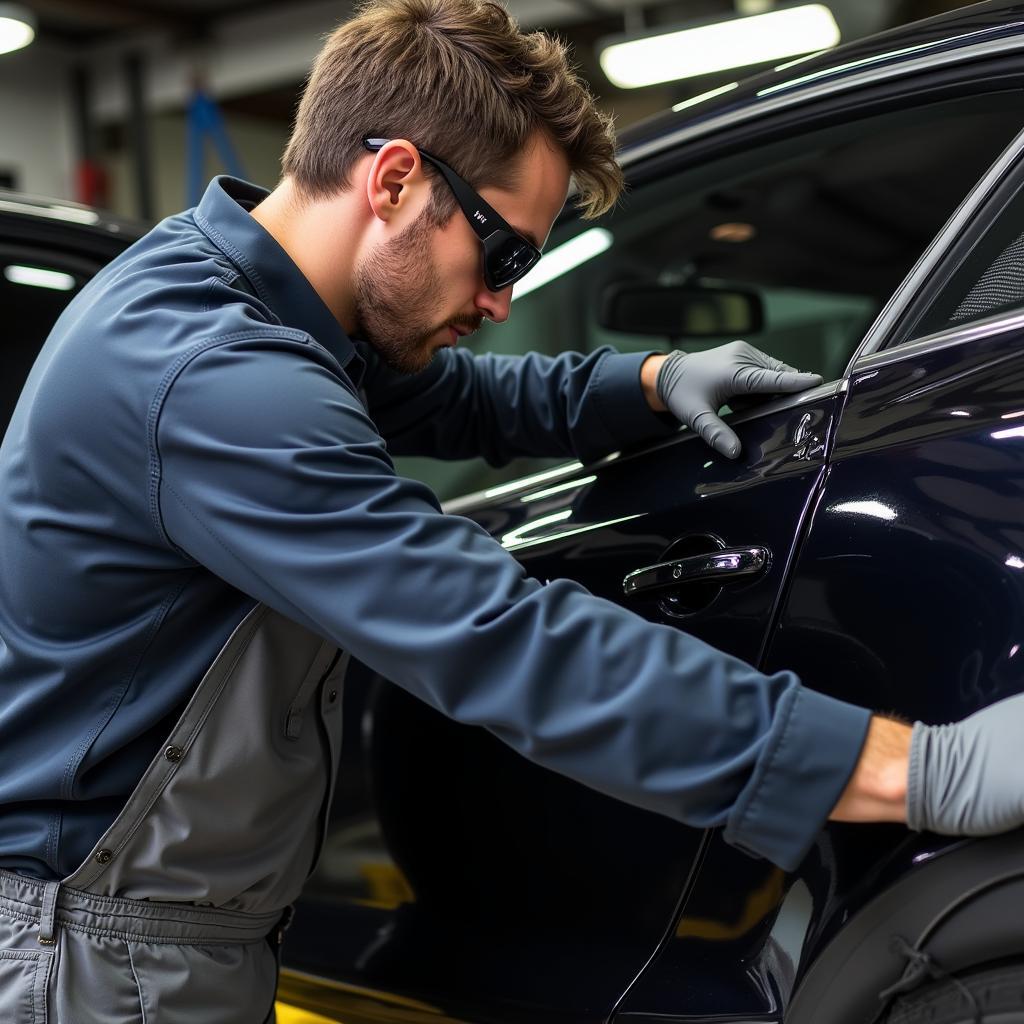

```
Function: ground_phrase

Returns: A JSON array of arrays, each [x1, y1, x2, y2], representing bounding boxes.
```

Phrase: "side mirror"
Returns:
[[599, 281, 764, 338]]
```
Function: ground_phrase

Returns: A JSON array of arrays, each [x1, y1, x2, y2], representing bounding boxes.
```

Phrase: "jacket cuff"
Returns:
[[584, 351, 679, 462], [724, 686, 873, 871]]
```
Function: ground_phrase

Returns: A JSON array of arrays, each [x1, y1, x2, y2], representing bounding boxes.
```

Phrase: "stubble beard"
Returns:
[[352, 214, 448, 375]]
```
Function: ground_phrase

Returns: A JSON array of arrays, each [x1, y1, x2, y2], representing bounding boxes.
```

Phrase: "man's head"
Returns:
[[279, 0, 623, 373]]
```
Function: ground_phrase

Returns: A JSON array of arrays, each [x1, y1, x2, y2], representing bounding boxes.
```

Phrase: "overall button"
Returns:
[[95, 849, 112, 865], [165, 745, 183, 763]]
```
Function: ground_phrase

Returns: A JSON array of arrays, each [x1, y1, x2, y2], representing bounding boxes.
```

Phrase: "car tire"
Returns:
[[885, 962, 1024, 1023]]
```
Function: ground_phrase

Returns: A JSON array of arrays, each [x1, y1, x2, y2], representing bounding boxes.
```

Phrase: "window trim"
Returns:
[[847, 118, 1024, 371], [852, 306, 1024, 374]]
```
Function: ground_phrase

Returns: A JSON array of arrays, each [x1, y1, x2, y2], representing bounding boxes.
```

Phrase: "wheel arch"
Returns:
[[788, 830, 1024, 1023]]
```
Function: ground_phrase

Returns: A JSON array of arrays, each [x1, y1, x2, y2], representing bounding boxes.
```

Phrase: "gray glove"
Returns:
[[907, 693, 1024, 835], [655, 341, 823, 458]]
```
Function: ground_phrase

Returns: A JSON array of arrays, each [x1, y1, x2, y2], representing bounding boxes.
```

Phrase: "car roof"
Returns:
[[618, 0, 1024, 158], [0, 188, 145, 242]]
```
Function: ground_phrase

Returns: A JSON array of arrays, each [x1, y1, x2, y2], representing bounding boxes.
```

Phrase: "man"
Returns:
[[0, 0, 1019, 1019]]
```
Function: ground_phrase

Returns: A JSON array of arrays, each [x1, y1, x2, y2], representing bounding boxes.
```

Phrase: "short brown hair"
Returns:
[[281, 0, 622, 219]]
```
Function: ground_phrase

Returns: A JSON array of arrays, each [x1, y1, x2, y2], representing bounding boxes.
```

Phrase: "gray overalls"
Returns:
[[0, 604, 347, 1022]]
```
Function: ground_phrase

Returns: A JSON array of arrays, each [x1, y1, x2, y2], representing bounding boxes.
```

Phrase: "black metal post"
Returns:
[[123, 52, 154, 220]]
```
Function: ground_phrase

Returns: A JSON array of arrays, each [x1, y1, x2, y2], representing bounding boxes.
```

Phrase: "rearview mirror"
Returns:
[[599, 281, 763, 338]]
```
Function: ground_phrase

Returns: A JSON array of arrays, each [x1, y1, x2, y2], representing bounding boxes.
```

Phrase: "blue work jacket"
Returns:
[[0, 176, 871, 879]]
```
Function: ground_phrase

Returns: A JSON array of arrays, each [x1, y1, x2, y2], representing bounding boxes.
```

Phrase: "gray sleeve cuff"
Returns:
[[723, 686, 873, 871], [584, 350, 679, 461]]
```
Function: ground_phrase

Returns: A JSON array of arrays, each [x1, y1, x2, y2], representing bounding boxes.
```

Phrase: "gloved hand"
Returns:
[[907, 692, 1024, 835], [655, 341, 823, 458]]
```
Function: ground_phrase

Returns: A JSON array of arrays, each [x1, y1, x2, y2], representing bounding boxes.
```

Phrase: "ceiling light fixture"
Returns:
[[710, 222, 756, 243], [600, 4, 841, 90], [0, 3, 35, 56]]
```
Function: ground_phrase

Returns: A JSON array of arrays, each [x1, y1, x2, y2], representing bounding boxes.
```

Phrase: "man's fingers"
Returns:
[[742, 346, 821, 385], [753, 349, 799, 374], [690, 409, 741, 459], [739, 367, 823, 393], [773, 371, 824, 392]]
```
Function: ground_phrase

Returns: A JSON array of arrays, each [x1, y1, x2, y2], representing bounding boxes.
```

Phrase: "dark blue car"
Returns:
[[5, 3, 1024, 1021]]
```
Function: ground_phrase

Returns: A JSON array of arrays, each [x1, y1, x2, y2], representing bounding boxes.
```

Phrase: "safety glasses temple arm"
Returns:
[[363, 137, 505, 242]]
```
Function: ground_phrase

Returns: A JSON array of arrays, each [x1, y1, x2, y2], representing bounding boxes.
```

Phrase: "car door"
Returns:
[[614, 122, 1024, 1024], [760, 125, 1024, 1023], [281, 87, 1024, 1024]]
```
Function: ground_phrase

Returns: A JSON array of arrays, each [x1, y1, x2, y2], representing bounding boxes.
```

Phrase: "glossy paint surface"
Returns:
[[612, 327, 1024, 1021], [282, 390, 837, 1023], [773, 324, 1024, 960]]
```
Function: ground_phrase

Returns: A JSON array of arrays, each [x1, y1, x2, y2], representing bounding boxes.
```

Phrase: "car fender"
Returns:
[[788, 829, 1024, 1023]]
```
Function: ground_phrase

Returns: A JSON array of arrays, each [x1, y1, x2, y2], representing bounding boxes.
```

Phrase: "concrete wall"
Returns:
[[104, 111, 290, 222], [0, 41, 74, 199]]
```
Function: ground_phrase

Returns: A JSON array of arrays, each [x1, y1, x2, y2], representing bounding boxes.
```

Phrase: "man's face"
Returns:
[[353, 133, 571, 374]]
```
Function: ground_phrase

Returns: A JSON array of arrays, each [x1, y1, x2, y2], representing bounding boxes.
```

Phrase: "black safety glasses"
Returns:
[[363, 137, 542, 292]]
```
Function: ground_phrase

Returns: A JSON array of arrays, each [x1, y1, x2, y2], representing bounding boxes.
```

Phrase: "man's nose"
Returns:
[[476, 284, 512, 324]]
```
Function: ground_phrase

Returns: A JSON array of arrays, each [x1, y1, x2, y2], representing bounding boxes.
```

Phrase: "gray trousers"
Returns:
[[0, 605, 349, 1022]]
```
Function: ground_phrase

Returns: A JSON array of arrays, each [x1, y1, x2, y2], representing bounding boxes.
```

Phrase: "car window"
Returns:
[[398, 91, 1024, 501], [902, 172, 1024, 342], [1, 247, 90, 434]]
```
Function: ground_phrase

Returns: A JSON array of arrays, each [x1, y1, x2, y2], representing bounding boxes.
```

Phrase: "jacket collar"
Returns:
[[193, 176, 364, 382]]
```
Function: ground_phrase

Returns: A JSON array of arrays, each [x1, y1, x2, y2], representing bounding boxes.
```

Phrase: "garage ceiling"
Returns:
[[17, 0, 975, 46], [12, 0, 982, 132]]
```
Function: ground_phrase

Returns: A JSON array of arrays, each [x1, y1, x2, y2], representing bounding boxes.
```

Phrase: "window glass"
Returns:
[[397, 92, 1024, 501], [1, 251, 88, 435], [906, 177, 1024, 340]]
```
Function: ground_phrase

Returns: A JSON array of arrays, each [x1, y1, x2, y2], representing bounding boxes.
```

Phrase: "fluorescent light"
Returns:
[[829, 500, 897, 521], [4, 265, 75, 291], [600, 4, 840, 89], [520, 475, 597, 504], [710, 222, 756, 243], [502, 511, 643, 551], [501, 509, 572, 548], [512, 228, 612, 301], [0, 4, 35, 56], [992, 425, 1024, 440], [0, 198, 99, 224], [672, 81, 738, 113], [483, 461, 583, 500], [757, 38, 935, 98]]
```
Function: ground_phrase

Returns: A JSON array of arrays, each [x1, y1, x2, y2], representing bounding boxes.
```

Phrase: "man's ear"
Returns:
[[365, 140, 427, 223]]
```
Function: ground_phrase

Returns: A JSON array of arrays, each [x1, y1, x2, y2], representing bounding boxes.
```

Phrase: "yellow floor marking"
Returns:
[[276, 1003, 341, 1024]]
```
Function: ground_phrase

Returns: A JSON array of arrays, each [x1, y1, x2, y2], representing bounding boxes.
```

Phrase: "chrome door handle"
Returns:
[[623, 546, 771, 597]]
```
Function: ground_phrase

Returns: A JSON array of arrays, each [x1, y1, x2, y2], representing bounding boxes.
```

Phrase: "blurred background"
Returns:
[[0, 0, 984, 217], [0, 0, 993, 500]]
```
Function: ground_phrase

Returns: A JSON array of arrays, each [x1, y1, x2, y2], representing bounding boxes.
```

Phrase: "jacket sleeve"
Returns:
[[358, 342, 680, 466], [154, 335, 871, 871]]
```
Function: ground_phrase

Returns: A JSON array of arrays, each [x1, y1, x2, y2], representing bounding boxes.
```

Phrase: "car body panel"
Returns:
[[612, 315, 1024, 1020], [283, 386, 837, 1024]]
